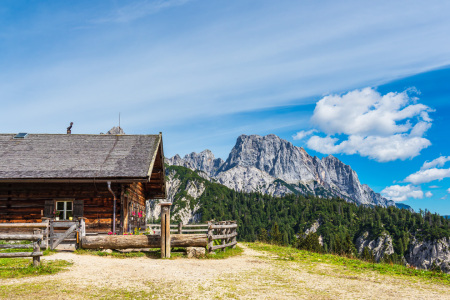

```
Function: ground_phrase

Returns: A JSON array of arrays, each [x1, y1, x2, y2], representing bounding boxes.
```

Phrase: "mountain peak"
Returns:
[[166, 149, 224, 177], [167, 133, 393, 208]]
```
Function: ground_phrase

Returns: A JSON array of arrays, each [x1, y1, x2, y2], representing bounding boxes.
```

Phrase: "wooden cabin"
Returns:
[[0, 132, 166, 233]]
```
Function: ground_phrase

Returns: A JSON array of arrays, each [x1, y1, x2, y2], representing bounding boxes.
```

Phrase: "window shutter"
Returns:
[[44, 200, 54, 218], [73, 200, 84, 218]]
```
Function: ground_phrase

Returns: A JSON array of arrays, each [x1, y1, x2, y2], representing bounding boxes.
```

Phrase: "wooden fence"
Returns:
[[207, 221, 237, 252], [148, 220, 238, 253], [0, 221, 49, 266], [49, 218, 85, 250]]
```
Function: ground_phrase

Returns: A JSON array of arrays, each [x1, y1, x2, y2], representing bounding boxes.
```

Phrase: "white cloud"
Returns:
[[429, 185, 440, 188], [425, 191, 433, 198], [404, 168, 450, 185], [448, 188, 450, 193], [421, 156, 450, 170], [311, 88, 432, 136], [307, 133, 431, 162], [292, 129, 317, 140], [381, 185, 423, 202], [305, 88, 433, 162]]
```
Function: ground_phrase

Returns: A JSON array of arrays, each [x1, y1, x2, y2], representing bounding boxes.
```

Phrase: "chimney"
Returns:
[[67, 122, 73, 134]]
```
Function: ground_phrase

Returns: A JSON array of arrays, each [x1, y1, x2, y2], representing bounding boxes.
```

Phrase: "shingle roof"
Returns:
[[0, 134, 161, 180]]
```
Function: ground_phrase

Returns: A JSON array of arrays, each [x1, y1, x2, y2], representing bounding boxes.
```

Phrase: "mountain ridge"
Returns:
[[149, 164, 449, 273], [167, 133, 395, 207]]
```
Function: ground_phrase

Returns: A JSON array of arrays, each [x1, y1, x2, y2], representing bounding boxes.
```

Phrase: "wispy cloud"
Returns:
[[1, 1, 450, 158], [421, 156, 450, 170], [92, 0, 192, 23], [292, 129, 317, 141]]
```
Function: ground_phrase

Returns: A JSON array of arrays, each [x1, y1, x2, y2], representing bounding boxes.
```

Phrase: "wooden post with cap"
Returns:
[[159, 202, 172, 258]]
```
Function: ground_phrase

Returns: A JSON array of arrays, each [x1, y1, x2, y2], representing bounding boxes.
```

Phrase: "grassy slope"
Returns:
[[0, 243, 70, 278], [245, 242, 450, 285], [0, 257, 71, 279], [0, 243, 448, 299]]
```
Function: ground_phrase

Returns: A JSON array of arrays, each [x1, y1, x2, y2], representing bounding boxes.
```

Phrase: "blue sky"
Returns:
[[1, 1, 450, 214]]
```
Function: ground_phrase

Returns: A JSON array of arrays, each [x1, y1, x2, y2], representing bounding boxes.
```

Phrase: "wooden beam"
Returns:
[[0, 223, 48, 228], [0, 244, 34, 249], [0, 233, 43, 241], [80, 234, 207, 249], [0, 252, 43, 258], [209, 224, 238, 229], [212, 232, 238, 240]]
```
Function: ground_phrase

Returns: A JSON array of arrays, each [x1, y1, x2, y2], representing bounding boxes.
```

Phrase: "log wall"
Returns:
[[0, 182, 125, 232], [123, 182, 147, 232]]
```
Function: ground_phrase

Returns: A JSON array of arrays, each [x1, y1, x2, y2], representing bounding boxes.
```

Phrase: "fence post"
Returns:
[[77, 217, 86, 249], [41, 218, 50, 250], [33, 229, 41, 267], [159, 202, 172, 258], [79, 217, 86, 238], [178, 222, 182, 234], [207, 221, 213, 253], [226, 221, 231, 250], [49, 219, 54, 250], [221, 221, 226, 252], [232, 221, 237, 249]]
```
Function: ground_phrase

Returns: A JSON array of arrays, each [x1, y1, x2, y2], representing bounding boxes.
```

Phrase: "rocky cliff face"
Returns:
[[147, 169, 204, 224], [166, 150, 224, 177], [355, 232, 395, 262], [168, 134, 394, 207], [406, 237, 450, 272]]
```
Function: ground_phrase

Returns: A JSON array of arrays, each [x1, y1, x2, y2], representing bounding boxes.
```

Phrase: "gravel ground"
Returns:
[[1, 244, 449, 299]]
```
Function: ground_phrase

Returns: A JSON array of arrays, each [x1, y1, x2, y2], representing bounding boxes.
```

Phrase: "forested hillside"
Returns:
[[162, 165, 450, 271]]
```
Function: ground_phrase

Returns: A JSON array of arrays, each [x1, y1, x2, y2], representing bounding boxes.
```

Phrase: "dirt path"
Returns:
[[1, 244, 449, 299]]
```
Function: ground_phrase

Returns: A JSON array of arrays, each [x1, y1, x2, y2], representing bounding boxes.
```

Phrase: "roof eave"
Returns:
[[0, 178, 149, 183]]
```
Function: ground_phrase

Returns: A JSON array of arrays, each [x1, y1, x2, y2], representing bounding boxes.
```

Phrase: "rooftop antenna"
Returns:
[[119, 113, 121, 130]]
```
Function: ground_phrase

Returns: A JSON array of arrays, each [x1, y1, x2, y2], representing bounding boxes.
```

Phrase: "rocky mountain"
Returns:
[[105, 126, 125, 135], [147, 167, 203, 224], [167, 150, 223, 177], [168, 134, 395, 207], [406, 237, 450, 272], [355, 232, 395, 262]]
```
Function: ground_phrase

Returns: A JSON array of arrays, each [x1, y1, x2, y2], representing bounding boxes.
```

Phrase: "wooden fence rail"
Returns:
[[0, 224, 46, 266], [147, 223, 209, 234]]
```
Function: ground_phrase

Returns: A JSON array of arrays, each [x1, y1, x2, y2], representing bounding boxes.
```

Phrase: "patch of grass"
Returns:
[[245, 242, 450, 285], [205, 245, 243, 259], [0, 281, 158, 299], [43, 248, 58, 256], [0, 258, 72, 278]]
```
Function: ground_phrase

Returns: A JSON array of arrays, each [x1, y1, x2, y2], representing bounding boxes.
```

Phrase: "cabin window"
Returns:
[[55, 201, 73, 220]]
